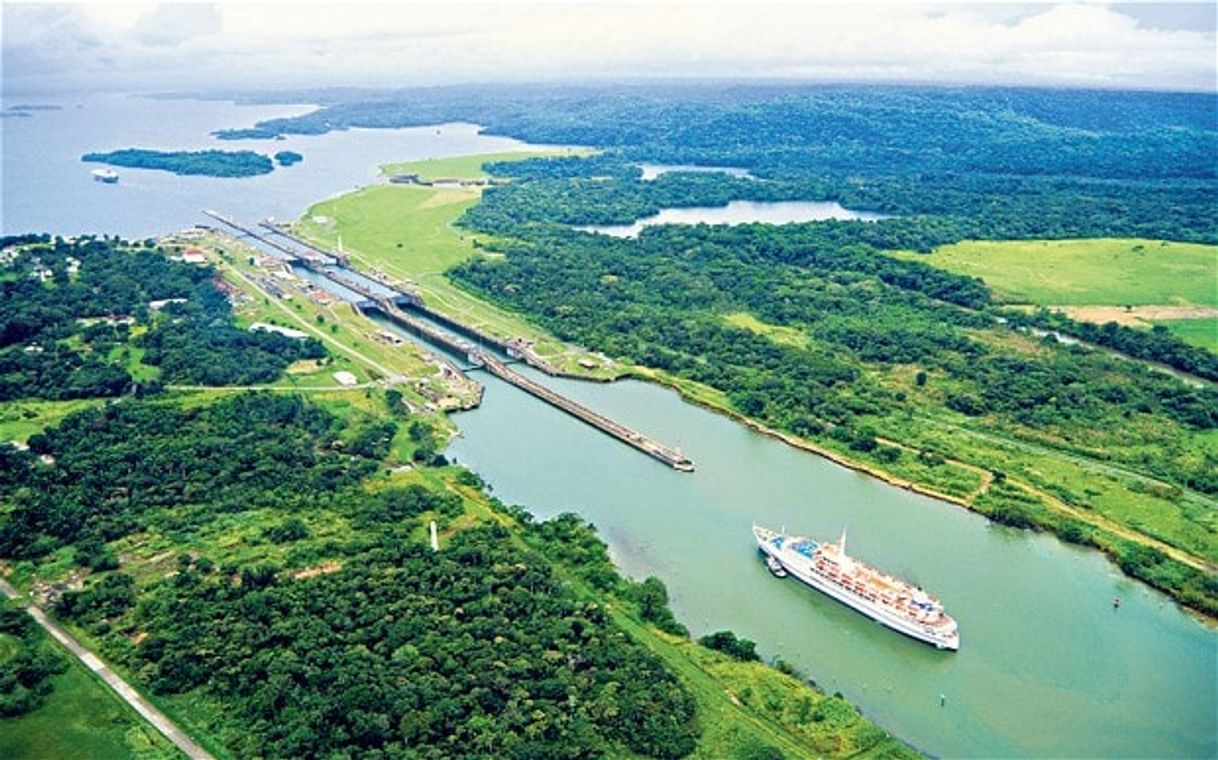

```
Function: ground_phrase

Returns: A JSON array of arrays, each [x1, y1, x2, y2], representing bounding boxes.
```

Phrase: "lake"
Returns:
[[5, 91, 1215, 759], [0, 93, 559, 238], [576, 199, 887, 238]]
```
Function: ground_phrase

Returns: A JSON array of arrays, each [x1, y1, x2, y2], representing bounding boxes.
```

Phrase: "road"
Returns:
[[0, 577, 214, 760]]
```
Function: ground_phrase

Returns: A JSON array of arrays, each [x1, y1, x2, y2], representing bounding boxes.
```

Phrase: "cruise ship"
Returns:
[[754, 524, 959, 650]]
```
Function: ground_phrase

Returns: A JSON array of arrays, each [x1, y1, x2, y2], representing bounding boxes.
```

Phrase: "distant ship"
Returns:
[[91, 168, 119, 183], [753, 524, 959, 650]]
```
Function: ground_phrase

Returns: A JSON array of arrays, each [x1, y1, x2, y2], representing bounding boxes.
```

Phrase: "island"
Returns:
[[274, 150, 304, 166], [80, 148, 275, 177]]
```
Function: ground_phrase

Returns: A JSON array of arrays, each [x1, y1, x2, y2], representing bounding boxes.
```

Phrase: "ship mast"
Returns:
[[839, 528, 847, 555]]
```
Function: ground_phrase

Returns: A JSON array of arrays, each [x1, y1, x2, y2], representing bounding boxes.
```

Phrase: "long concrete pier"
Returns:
[[475, 352, 694, 471], [204, 211, 694, 472], [365, 298, 692, 471]]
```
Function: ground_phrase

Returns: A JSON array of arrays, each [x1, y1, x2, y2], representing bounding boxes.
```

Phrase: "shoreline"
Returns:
[[615, 367, 1218, 624]]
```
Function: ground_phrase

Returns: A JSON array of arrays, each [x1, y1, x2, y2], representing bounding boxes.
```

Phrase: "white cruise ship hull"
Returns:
[[756, 529, 959, 650]]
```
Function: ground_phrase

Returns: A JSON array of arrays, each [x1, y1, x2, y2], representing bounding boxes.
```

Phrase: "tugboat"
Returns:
[[764, 554, 788, 577]]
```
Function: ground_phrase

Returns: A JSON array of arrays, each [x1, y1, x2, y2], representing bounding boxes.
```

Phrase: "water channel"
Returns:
[[6, 92, 1215, 758], [382, 311, 1216, 759]]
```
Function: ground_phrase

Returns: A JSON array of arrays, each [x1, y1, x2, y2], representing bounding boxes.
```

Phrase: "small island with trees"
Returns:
[[81, 148, 278, 178]]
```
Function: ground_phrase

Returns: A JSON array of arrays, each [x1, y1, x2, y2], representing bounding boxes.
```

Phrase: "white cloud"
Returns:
[[2, 2, 1215, 94], [132, 3, 221, 47]]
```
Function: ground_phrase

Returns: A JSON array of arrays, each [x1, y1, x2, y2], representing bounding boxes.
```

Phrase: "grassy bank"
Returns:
[[296, 154, 616, 376]]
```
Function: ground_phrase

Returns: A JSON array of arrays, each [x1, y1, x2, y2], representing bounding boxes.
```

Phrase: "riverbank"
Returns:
[[291, 150, 1217, 619], [626, 365, 1218, 620]]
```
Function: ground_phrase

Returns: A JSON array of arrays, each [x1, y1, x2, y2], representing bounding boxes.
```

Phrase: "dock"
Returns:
[[363, 298, 691, 471], [203, 211, 693, 471], [476, 352, 693, 471]]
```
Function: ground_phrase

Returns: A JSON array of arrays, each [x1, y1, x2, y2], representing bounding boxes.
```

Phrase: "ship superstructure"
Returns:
[[753, 524, 959, 650]]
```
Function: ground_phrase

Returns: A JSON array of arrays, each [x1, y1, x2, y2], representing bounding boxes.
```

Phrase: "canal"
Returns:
[[8, 92, 1214, 758], [361, 303, 1218, 758]]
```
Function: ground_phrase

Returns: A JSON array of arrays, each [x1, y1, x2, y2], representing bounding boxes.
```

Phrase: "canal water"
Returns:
[[5, 91, 1216, 758], [444, 365, 1217, 758]]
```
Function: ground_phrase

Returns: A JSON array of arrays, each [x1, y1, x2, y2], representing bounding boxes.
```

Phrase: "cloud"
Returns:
[[133, 3, 222, 47], [2, 2, 1215, 95]]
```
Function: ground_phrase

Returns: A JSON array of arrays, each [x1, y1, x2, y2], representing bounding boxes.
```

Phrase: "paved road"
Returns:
[[0, 578, 214, 760]]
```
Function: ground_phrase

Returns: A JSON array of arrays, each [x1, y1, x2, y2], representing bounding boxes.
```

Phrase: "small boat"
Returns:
[[91, 168, 119, 183], [765, 554, 788, 577]]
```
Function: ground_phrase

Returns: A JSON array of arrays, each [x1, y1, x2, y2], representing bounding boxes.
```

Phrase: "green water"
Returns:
[[445, 366, 1217, 758]]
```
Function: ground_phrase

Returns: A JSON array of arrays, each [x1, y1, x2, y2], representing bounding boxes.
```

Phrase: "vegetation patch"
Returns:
[[380, 149, 586, 182], [1156, 318, 1218, 354], [0, 235, 324, 402], [81, 148, 275, 178], [0, 642, 177, 759], [891, 239, 1217, 307], [0, 601, 66, 717], [0, 392, 902, 758]]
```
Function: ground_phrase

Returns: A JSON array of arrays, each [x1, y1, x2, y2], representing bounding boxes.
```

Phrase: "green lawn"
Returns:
[[0, 655, 179, 760], [1157, 318, 1218, 353], [892, 239, 1218, 306]]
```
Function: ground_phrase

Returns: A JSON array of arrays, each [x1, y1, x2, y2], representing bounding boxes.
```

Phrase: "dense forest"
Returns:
[[0, 393, 905, 758], [0, 394, 376, 559], [216, 83, 1218, 242], [449, 220, 1218, 614], [0, 236, 323, 400], [81, 148, 275, 177]]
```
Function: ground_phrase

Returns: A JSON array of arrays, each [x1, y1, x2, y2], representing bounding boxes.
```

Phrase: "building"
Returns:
[[249, 322, 309, 340]]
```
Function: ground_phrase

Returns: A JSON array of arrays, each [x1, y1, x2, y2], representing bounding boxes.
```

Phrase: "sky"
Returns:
[[2, 1, 1216, 95]]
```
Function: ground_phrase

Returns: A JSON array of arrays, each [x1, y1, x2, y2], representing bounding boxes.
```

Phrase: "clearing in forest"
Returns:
[[892, 238, 1217, 307], [893, 238, 1218, 351]]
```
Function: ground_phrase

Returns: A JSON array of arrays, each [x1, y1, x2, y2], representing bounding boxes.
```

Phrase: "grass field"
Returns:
[[0, 653, 178, 760], [0, 398, 107, 444], [1157, 318, 1218, 353], [893, 239, 1218, 307], [724, 310, 809, 348], [380, 148, 588, 182]]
